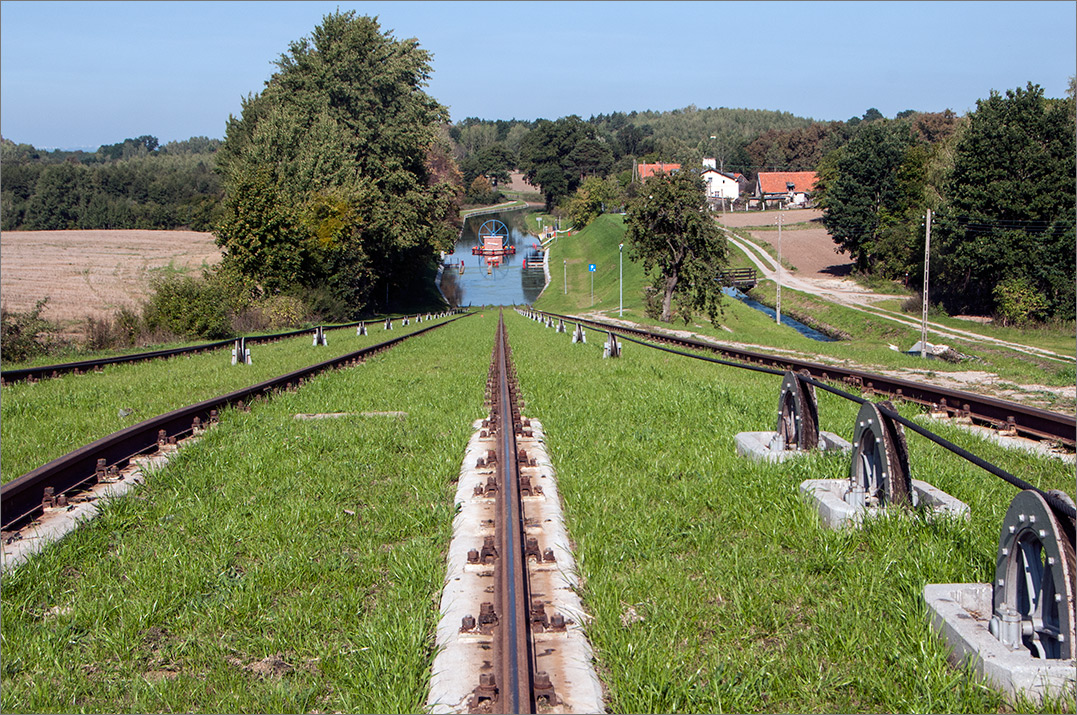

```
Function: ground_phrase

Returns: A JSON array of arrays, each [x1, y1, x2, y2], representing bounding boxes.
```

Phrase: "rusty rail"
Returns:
[[0, 312, 456, 384], [533, 310, 1075, 448], [1, 314, 467, 531], [486, 310, 536, 712]]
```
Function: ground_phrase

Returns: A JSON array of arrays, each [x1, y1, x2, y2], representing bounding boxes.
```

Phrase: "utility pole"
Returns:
[[619, 243, 624, 317], [920, 209, 932, 359], [776, 213, 783, 325]]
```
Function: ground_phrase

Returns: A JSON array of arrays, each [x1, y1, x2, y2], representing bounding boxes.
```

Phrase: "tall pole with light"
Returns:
[[619, 243, 624, 316]]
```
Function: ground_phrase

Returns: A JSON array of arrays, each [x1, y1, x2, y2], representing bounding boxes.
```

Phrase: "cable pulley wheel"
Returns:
[[776, 370, 819, 451], [848, 400, 912, 508], [990, 489, 1076, 659]]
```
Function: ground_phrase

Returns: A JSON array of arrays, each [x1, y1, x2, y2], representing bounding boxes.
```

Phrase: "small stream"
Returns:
[[722, 287, 837, 342]]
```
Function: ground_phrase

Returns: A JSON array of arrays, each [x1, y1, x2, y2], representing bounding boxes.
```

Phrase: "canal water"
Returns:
[[722, 287, 837, 342], [438, 211, 546, 307]]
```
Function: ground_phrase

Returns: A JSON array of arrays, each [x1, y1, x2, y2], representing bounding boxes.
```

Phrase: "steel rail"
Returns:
[[536, 310, 1076, 447], [529, 309, 1076, 521], [0, 312, 454, 384], [1, 314, 468, 531], [491, 310, 535, 713], [488, 312, 538, 715]]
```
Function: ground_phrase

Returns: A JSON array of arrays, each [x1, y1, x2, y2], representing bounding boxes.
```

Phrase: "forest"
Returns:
[[1, 135, 224, 232]]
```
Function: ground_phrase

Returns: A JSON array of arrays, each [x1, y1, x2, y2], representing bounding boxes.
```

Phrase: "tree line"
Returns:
[[1, 136, 224, 232], [815, 81, 1075, 323], [3, 10, 1072, 328]]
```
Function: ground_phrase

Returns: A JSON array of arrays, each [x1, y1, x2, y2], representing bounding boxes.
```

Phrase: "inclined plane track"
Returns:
[[0, 312, 465, 533], [532, 310, 1076, 448]]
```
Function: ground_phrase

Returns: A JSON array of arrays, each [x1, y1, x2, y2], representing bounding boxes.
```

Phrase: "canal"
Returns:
[[438, 210, 546, 307]]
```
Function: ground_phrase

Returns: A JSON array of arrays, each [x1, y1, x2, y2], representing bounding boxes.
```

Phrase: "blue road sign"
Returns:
[[588, 264, 596, 272]]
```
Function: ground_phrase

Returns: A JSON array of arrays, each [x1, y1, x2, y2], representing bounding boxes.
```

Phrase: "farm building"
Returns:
[[635, 161, 681, 182], [755, 171, 818, 209]]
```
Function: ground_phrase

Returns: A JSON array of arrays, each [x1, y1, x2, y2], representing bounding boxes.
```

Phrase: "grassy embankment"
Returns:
[[2, 311, 1072, 712], [1, 313, 492, 713], [507, 310, 1073, 713], [0, 318, 454, 484], [534, 215, 1075, 408], [2, 311, 443, 371]]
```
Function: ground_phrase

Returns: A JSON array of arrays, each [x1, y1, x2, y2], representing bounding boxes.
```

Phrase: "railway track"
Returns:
[[3, 307, 1073, 706], [520, 307, 1075, 684], [530, 310, 1075, 448], [0, 312, 466, 533], [0, 312, 455, 385], [428, 309, 601, 713]]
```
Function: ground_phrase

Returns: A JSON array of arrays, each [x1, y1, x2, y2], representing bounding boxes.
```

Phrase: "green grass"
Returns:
[[535, 214, 650, 320], [0, 313, 493, 714], [538, 216, 1073, 407], [2, 311, 1073, 712], [504, 309, 1074, 713], [0, 319, 453, 484], [872, 299, 1076, 358]]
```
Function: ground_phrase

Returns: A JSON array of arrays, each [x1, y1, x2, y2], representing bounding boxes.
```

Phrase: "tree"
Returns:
[[932, 82, 1075, 319], [215, 11, 459, 315], [624, 171, 727, 323], [460, 145, 512, 187], [814, 121, 920, 273], [566, 176, 625, 228], [519, 116, 610, 209]]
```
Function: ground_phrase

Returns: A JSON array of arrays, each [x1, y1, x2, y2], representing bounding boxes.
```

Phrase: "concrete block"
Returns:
[[923, 583, 1076, 701], [799, 478, 970, 530], [735, 431, 851, 463]]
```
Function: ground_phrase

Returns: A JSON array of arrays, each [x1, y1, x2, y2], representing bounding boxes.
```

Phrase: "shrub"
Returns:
[[144, 274, 233, 339], [993, 276, 1049, 326], [261, 294, 309, 328], [1, 298, 57, 362]]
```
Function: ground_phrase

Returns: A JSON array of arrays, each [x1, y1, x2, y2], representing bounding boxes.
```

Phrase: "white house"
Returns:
[[701, 169, 741, 200]]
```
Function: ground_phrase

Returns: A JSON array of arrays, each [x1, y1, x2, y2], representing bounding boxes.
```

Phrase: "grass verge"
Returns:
[[505, 309, 1074, 713], [0, 313, 493, 713], [0, 319, 453, 484]]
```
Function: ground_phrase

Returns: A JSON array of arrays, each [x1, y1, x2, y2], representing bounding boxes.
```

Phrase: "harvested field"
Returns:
[[718, 208, 854, 279], [717, 207, 822, 228], [0, 230, 221, 327]]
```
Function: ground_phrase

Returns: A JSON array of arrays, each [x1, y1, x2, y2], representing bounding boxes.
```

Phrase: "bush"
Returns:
[[1, 298, 57, 362], [84, 307, 144, 351], [993, 276, 1049, 326], [144, 274, 233, 339], [261, 294, 309, 328]]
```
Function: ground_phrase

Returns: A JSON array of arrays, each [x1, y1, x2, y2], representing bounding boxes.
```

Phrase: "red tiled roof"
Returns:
[[757, 171, 817, 194], [638, 162, 681, 180]]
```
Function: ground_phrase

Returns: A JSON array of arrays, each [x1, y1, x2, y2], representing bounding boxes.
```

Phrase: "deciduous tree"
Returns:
[[932, 83, 1075, 319], [624, 171, 727, 323], [215, 11, 459, 315]]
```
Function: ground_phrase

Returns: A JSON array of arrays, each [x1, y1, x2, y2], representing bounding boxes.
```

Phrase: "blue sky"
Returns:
[[1, 1, 1074, 150]]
